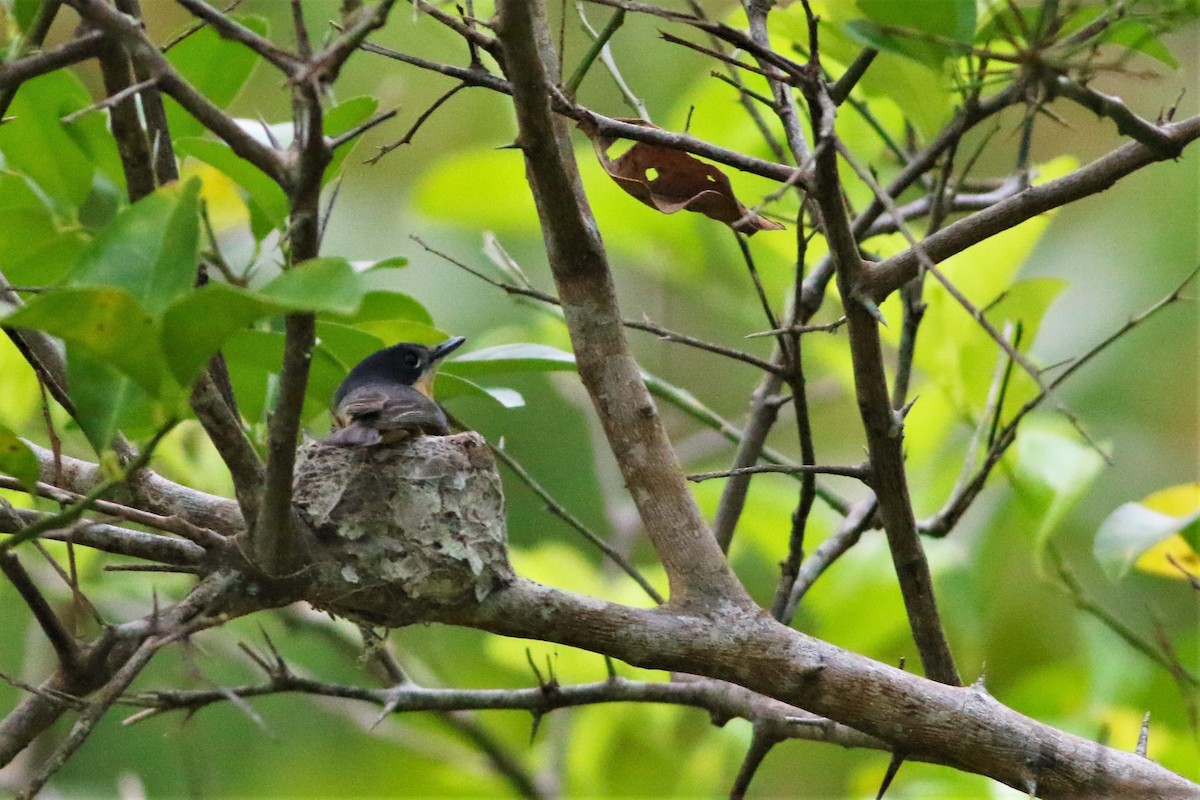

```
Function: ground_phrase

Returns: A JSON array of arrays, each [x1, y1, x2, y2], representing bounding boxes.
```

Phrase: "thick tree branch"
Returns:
[[250, 37, 338, 572], [442, 578, 1200, 800], [494, 0, 749, 607]]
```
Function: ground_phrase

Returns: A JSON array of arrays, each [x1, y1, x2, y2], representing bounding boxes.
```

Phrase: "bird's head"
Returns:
[[335, 336, 466, 406]]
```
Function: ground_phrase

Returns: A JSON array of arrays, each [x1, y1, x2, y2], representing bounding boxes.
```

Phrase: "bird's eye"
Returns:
[[403, 352, 420, 368]]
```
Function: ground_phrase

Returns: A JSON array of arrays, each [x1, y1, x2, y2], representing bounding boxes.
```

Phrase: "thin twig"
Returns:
[[745, 318, 845, 338], [784, 497, 877, 619], [575, 4, 650, 121], [174, 0, 302, 75], [729, 727, 781, 799], [160, 0, 247, 51], [565, 6, 625, 97], [366, 83, 468, 165], [0, 423, 178, 554], [328, 106, 399, 150], [923, 265, 1199, 537], [836, 139, 1110, 463], [415, 236, 785, 375], [61, 76, 158, 124], [1049, 545, 1199, 688], [487, 442, 664, 604], [687, 463, 869, 482]]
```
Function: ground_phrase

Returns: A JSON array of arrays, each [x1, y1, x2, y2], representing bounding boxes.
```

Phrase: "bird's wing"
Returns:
[[334, 386, 449, 435]]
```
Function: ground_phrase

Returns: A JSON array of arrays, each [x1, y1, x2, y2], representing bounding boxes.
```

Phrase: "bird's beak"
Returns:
[[430, 336, 467, 362], [414, 336, 466, 398]]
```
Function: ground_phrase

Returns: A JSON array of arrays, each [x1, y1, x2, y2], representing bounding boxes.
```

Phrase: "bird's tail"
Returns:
[[321, 425, 383, 446]]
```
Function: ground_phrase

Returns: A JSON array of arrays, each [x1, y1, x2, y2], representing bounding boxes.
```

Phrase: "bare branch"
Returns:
[[0, 551, 80, 671], [799, 44, 960, 685], [67, 0, 290, 187], [0, 424, 177, 554], [444, 578, 1200, 798], [687, 463, 869, 482], [1052, 76, 1181, 156], [175, 0, 303, 75], [0, 506, 205, 565], [784, 497, 877, 618], [486, 441, 665, 604], [295, 0, 397, 86], [866, 113, 1200, 301], [128, 669, 884, 752], [836, 139, 1110, 462], [494, 0, 751, 606], [95, 41, 157, 200], [190, 373, 264, 525], [366, 85, 467, 164], [0, 0, 65, 117], [0, 31, 105, 95], [923, 264, 1199, 538], [357, 40, 807, 186], [250, 44, 334, 574], [23, 440, 244, 536]]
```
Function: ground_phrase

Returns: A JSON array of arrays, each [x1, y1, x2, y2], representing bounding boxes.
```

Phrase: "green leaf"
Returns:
[[323, 264, 429, 325], [353, 319, 451, 348], [1101, 18, 1179, 68], [223, 331, 273, 425], [258, 257, 365, 316], [0, 424, 38, 489], [1094, 502, 1200, 581], [176, 137, 289, 240], [847, 0, 974, 67], [221, 329, 343, 422], [161, 261, 369, 388], [437, 373, 525, 410], [66, 350, 151, 452], [4, 287, 165, 394], [0, 171, 88, 284], [860, 0, 975, 44], [313, 321, 386, 371], [1013, 426, 1106, 570], [68, 179, 202, 315], [0, 72, 101, 209], [161, 283, 279, 386], [447, 343, 576, 376], [367, 257, 408, 270], [13, 0, 41, 31], [336, 291, 433, 327], [163, 15, 269, 139]]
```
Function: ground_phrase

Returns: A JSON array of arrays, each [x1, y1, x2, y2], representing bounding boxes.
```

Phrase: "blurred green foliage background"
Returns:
[[0, 0, 1196, 797]]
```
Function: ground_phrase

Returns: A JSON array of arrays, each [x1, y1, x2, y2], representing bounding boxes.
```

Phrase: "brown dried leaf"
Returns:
[[579, 118, 784, 235]]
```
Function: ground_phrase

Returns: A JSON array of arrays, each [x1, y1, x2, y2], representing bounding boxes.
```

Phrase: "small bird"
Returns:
[[323, 336, 466, 446]]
